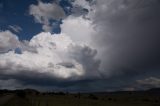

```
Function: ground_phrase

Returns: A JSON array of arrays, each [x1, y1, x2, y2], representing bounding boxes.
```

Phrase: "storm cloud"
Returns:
[[89, 0, 160, 77], [0, 0, 160, 91], [0, 31, 101, 90]]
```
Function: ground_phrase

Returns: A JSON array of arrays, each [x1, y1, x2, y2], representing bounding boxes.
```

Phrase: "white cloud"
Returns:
[[0, 1, 102, 85], [0, 30, 20, 53], [61, 15, 95, 46], [29, 1, 65, 32], [0, 32, 84, 79], [136, 77, 160, 88], [124, 77, 160, 90], [0, 31, 100, 81]]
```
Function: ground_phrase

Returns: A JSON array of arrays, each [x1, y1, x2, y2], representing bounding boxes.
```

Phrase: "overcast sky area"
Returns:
[[0, 0, 160, 92]]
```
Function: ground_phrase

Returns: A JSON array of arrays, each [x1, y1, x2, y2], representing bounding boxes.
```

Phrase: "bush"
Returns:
[[88, 94, 98, 100], [16, 90, 26, 98], [108, 97, 112, 101], [56, 92, 66, 95]]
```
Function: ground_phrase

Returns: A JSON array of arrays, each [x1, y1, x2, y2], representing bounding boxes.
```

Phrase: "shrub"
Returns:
[[108, 97, 112, 101], [16, 90, 26, 98], [88, 94, 98, 100]]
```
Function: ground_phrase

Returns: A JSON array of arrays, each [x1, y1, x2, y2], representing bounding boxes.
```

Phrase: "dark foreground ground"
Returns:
[[0, 88, 160, 106]]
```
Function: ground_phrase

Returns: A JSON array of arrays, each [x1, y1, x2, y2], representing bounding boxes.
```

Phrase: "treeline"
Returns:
[[0, 88, 160, 98]]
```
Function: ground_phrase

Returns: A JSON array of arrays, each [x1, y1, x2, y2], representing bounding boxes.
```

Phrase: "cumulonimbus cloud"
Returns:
[[1, 0, 160, 91], [0, 30, 100, 88], [88, 0, 160, 77]]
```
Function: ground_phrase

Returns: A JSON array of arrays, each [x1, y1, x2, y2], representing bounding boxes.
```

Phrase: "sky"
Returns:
[[0, 0, 160, 92]]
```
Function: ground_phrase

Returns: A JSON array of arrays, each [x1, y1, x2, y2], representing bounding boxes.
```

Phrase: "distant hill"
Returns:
[[0, 88, 160, 94]]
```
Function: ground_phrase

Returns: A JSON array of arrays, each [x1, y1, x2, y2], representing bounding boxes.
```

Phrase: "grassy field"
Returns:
[[0, 90, 160, 106]]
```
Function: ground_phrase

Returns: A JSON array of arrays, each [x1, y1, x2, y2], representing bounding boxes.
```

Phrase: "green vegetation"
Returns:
[[0, 89, 160, 106]]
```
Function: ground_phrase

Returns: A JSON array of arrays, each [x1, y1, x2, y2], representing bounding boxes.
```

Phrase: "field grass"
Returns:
[[0, 92, 160, 106]]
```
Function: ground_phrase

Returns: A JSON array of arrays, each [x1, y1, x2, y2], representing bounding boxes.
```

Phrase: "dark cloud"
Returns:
[[71, 5, 89, 16], [0, 64, 101, 91], [69, 45, 101, 78], [92, 0, 160, 78], [58, 62, 75, 68]]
